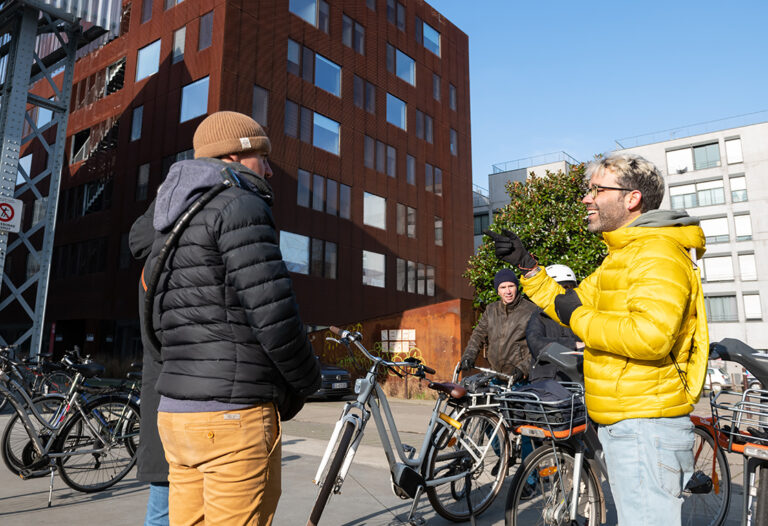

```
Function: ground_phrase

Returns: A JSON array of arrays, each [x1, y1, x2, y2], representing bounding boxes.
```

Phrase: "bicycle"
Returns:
[[709, 338, 768, 526], [0, 345, 72, 411], [0, 351, 139, 504], [503, 342, 731, 526], [307, 326, 509, 525]]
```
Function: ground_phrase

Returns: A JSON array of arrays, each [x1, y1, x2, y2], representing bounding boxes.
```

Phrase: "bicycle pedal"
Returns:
[[19, 466, 53, 480]]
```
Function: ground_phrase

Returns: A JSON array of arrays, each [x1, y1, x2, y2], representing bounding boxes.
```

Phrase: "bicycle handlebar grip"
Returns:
[[422, 365, 436, 375]]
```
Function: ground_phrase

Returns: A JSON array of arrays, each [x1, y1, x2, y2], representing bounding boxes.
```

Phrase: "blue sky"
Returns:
[[426, 1, 768, 189]]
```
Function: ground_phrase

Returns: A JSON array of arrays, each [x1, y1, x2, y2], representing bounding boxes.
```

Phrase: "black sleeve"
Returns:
[[526, 311, 578, 359], [129, 200, 156, 260]]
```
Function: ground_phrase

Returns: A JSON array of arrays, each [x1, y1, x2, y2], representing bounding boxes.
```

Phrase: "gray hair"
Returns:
[[586, 153, 665, 212]]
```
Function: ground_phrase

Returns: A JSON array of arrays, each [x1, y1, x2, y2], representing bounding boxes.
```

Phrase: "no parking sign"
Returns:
[[0, 197, 22, 233]]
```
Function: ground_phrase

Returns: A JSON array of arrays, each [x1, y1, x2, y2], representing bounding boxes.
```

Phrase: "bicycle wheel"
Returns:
[[308, 420, 356, 526], [505, 443, 601, 526], [754, 463, 768, 526], [425, 409, 509, 522], [55, 395, 140, 492], [41, 371, 72, 396], [1, 395, 67, 476], [681, 426, 730, 526]]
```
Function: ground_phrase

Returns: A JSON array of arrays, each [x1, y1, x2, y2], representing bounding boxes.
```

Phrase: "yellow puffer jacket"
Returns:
[[521, 214, 707, 425]]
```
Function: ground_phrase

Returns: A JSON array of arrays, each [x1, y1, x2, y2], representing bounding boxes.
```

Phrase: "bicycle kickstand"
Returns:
[[464, 472, 477, 526], [47, 464, 55, 507], [405, 486, 426, 526]]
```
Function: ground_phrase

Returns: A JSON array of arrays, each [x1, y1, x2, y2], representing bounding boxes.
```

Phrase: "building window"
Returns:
[[386, 43, 394, 74], [386, 145, 396, 178], [474, 213, 490, 235], [744, 293, 762, 320], [396, 203, 405, 235], [198, 11, 213, 50], [693, 143, 721, 170], [434, 167, 442, 196], [450, 128, 458, 156], [289, 0, 328, 29], [434, 216, 443, 246], [310, 238, 336, 278], [280, 231, 310, 274], [364, 135, 374, 169], [739, 253, 757, 281], [725, 138, 743, 164], [300, 106, 312, 143], [396, 2, 405, 31], [164, 0, 183, 9], [699, 217, 728, 244], [734, 214, 752, 241], [449, 83, 457, 110], [339, 183, 351, 219], [172, 27, 186, 63], [425, 114, 433, 144], [363, 192, 386, 229], [376, 140, 386, 173], [705, 295, 738, 322], [284, 100, 298, 137], [136, 163, 150, 201], [414, 15, 422, 44], [326, 179, 338, 216], [703, 256, 733, 282], [312, 173, 325, 211], [417, 263, 425, 295], [427, 265, 435, 296], [314, 54, 341, 96], [252, 85, 268, 126], [730, 175, 747, 202], [141, 0, 153, 23], [425, 163, 433, 192], [105, 58, 126, 95], [666, 148, 693, 174], [423, 21, 441, 56], [407, 260, 416, 292], [130, 105, 143, 142], [362, 250, 385, 287], [406, 206, 416, 237], [342, 15, 364, 54], [297, 169, 310, 207], [287, 39, 300, 76], [313, 113, 340, 155], [353, 75, 363, 108], [367, 0, 375, 11], [354, 77, 374, 113], [179, 76, 209, 122], [365, 81, 375, 114], [394, 48, 415, 85], [406, 154, 415, 185], [323, 240, 337, 279], [414, 109, 424, 139], [432, 73, 440, 100], [386, 0, 395, 24], [396, 258, 406, 291], [386, 93, 406, 130], [136, 39, 161, 81], [669, 180, 724, 209], [318, 0, 329, 33]]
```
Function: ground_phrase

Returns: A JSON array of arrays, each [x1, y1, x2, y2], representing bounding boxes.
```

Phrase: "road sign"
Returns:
[[0, 197, 22, 233]]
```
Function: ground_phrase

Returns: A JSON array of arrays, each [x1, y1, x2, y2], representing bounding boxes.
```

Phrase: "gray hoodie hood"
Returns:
[[153, 158, 273, 231], [627, 209, 700, 228]]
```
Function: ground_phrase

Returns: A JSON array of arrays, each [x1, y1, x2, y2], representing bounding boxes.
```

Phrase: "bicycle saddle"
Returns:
[[428, 381, 467, 399], [69, 362, 105, 378]]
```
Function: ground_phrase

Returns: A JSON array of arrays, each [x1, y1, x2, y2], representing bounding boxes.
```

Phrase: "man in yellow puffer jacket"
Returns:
[[486, 153, 708, 526]]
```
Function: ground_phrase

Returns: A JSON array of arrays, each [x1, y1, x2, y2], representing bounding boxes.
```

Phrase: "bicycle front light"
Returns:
[[354, 378, 363, 394], [744, 445, 768, 460]]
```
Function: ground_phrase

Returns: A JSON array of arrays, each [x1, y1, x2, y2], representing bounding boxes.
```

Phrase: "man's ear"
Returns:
[[625, 190, 643, 213]]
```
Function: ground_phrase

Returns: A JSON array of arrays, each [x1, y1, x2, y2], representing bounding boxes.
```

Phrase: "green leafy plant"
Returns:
[[465, 164, 607, 308]]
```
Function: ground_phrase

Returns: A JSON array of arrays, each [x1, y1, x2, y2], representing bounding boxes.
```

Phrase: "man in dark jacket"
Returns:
[[129, 200, 169, 526], [459, 268, 538, 378], [146, 111, 321, 526]]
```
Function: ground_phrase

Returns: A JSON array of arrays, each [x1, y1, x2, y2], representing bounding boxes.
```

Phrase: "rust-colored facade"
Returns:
[[13, 0, 474, 363]]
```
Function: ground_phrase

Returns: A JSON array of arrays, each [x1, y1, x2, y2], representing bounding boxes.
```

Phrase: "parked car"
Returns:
[[705, 367, 733, 393], [309, 359, 354, 400]]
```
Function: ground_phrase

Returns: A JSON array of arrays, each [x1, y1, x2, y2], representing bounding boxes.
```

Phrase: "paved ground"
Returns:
[[0, 395, 748, 525]]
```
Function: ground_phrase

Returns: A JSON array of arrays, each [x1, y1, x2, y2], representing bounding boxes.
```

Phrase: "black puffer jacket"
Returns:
[[461, 295, 538, 377], [146, 158, 320, 404], [525, 310, 580, 382]]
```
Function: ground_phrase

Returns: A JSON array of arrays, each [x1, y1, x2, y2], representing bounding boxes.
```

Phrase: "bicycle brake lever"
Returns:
[[325, 337, 341, 345]]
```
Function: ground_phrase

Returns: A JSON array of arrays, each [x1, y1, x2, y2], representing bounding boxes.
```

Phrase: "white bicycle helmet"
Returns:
[[546, 264, 577, 286]]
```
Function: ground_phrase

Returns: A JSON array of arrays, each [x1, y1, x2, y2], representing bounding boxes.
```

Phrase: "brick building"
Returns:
[[8, 0, 474, 362]]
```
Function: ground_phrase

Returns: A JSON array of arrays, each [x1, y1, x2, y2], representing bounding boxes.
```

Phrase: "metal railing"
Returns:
[[491, 151, 579, 174]]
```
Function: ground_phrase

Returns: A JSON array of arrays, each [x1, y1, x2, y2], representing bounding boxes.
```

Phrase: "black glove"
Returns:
[[459, 357, 474, 371], [554, 289, 582, 326], [509, 366, 525, 384], [484, 229, 538, 271]]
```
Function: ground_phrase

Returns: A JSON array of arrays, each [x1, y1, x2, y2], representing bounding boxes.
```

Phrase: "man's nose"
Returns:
[[265, 161, 274, 179]]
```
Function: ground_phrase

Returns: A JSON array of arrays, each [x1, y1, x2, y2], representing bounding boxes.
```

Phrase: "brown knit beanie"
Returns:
[[193, 111, 271, 159]]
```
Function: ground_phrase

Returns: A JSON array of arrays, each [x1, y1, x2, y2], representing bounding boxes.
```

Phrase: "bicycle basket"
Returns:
[[497, 380, 586, 439], [710, 388, 768, 453]]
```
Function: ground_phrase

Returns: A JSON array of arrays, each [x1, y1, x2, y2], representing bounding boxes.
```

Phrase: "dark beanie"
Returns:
[[494, 268, 519, 291], [193, 111, 271, 159]]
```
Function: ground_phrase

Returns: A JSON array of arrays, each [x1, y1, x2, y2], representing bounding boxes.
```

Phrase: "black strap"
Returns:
[[143, 169, 240, 351]]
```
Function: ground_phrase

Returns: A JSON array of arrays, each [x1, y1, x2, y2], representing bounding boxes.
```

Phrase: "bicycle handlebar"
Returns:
[[328, 325, 435, 375]]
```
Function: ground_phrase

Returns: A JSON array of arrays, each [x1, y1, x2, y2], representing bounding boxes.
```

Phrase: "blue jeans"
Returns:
[[145, 482, 169, 526], [598, 416, 694, 526]]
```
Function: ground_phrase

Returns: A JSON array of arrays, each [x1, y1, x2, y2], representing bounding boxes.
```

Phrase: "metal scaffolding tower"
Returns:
[[0, 1, 120, 356]]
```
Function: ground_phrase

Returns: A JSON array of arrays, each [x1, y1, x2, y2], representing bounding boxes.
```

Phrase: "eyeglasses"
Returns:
[[585, 184, 635, 199]]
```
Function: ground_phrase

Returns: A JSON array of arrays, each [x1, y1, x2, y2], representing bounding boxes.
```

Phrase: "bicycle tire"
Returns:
[[754, 463, 768, 526], [425, 409, 509, 522], [41, 371, 72, 396], [55, 395, 140, 493], [1, 395, 67, 476], [504, 443, 601, 526], [0, 392, 8, 412], [682, 426, 730, 526], [308, 420, 356, 526]]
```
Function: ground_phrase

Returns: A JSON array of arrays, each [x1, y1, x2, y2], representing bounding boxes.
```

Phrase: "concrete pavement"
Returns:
[[0, 396, 747, 525]]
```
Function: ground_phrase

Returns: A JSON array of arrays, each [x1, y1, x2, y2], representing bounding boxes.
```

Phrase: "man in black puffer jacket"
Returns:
[[146, 111, 320, 526]]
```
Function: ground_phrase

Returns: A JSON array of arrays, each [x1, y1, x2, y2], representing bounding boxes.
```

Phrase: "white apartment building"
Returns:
[[615, 118, 768, 353]]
